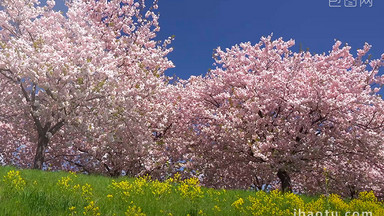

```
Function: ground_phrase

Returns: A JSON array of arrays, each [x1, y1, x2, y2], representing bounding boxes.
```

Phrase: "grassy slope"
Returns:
[[0, 166, 377, 216]]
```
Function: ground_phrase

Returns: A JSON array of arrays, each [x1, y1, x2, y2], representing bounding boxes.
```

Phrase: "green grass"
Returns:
[[0, 166, 382, 216], [0, 166, 261, 216]]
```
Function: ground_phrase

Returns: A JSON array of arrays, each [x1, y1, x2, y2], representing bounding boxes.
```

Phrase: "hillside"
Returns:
[[0, 166, 383, 215]]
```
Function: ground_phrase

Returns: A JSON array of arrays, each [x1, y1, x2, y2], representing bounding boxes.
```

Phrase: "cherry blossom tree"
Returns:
[[1, 0, 384, 197], [0, 0, 174, 172], [172, 35, 384, 196]]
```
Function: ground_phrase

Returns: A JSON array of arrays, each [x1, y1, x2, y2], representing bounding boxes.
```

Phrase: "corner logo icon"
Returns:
[[329, 0, 373, 7], [329, 0, 342, 7], [360, 0, 373, 7], [345, 0, 357, 7]]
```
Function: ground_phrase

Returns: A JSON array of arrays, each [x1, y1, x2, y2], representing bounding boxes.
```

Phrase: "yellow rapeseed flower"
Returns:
[[178, 177, 204, 201], [3, 170, 26, 191], [83, 201, 100, 216], [125, 205, 146, 216], [232, 197, 244, 209]]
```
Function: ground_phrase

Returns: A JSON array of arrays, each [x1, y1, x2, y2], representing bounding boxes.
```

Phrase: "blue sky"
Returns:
[[52, 0, 384, 80], [155, 0, 384, 79]]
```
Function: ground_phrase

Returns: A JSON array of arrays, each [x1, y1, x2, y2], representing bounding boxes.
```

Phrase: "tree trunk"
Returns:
[[33, 135, 49, 169], [348, 185, 358, 199], [277, 168, 292, 193]]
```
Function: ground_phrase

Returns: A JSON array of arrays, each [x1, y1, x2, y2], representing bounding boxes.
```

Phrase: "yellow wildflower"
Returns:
[[232, 197, 244, 209], [3, 170, 26, 191]]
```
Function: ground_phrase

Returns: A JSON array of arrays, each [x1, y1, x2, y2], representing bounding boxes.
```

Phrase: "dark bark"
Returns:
[[31, 120, 65, 169], [33, 135, 49, 169], [348, 185, 358, 199], [277, 168, 292, 193], [103, 163, 121, 177]]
